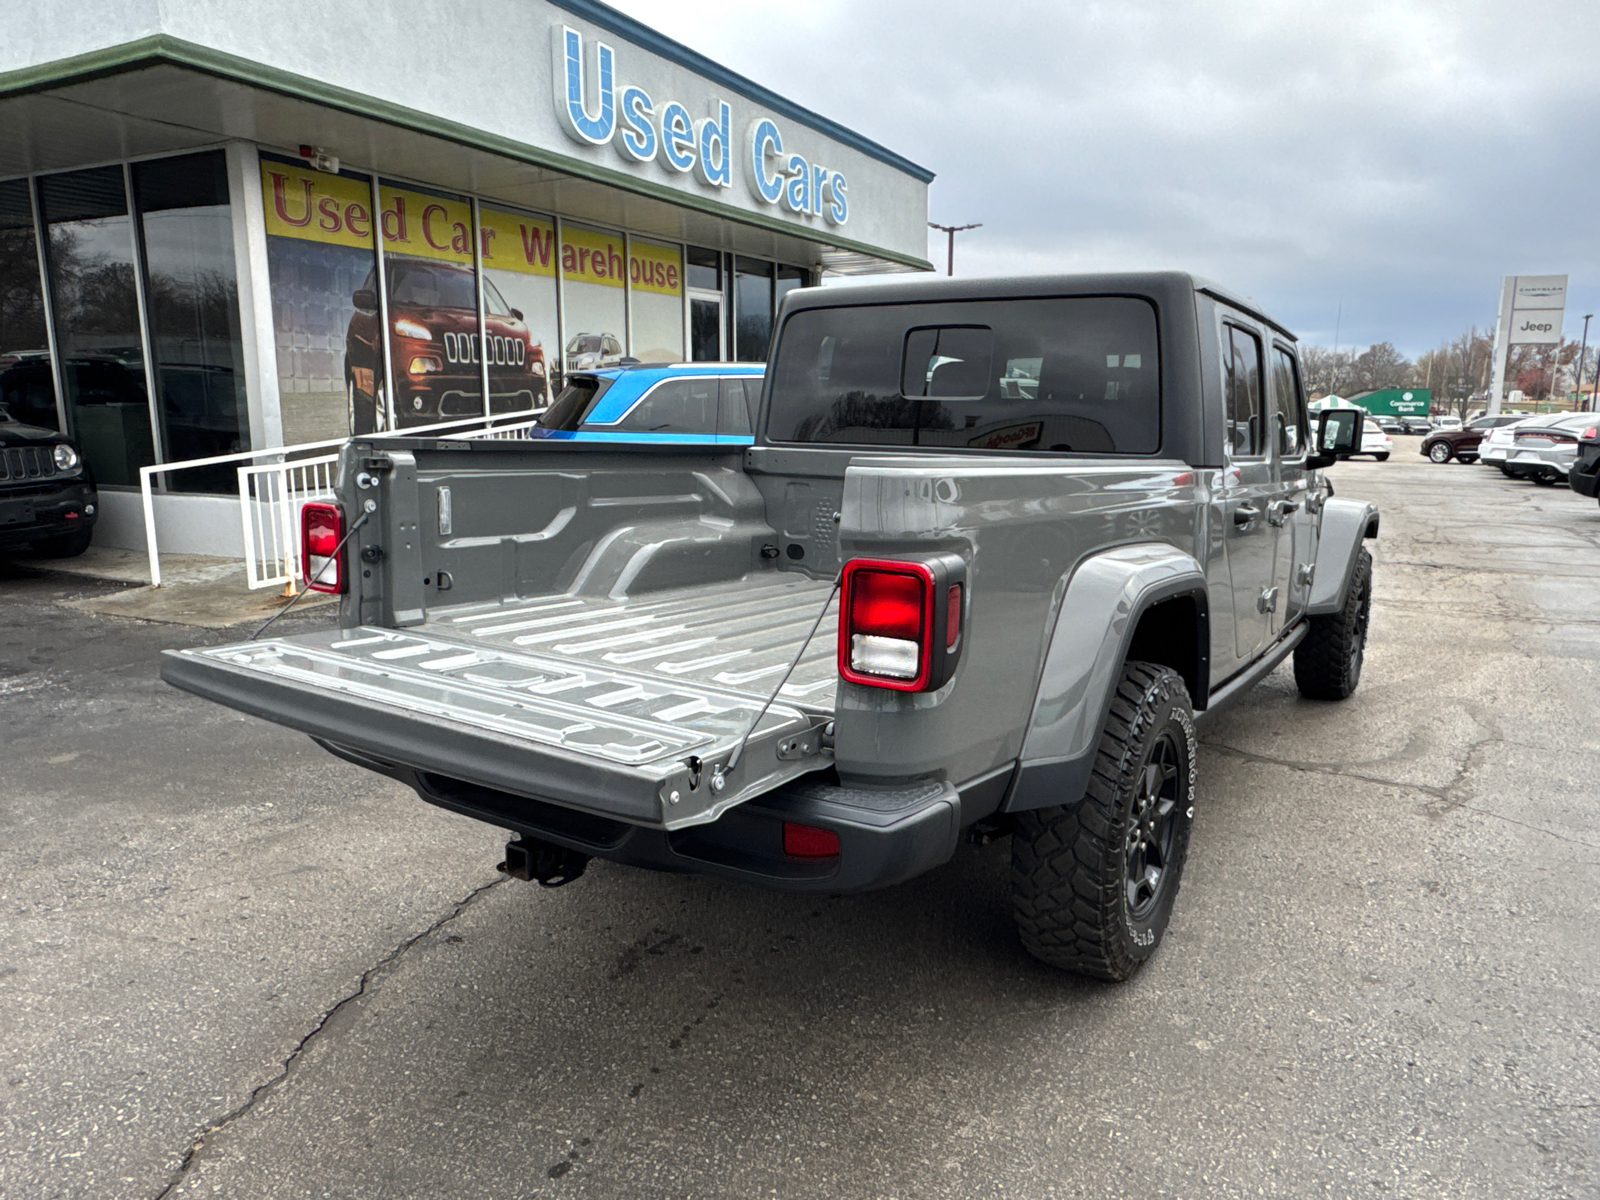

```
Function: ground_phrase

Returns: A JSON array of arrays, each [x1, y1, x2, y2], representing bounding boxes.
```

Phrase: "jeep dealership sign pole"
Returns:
[[1487, 274, 1567, 415]]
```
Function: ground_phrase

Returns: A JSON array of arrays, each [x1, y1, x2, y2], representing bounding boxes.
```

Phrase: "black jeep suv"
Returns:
[[0, 405, 97, 558]]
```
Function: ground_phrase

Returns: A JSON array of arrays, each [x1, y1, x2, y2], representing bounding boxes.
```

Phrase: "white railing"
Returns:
[[447, 416, 543, 440], [237, 453, 342, 590], [139, 410, 542, 586]]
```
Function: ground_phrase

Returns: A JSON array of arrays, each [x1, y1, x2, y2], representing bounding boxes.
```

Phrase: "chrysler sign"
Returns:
[[553, 26, 849, 227]]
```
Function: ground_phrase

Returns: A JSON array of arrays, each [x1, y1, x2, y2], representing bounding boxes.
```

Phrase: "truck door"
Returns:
[[1219, 323, 1276, 662], [1270, 345, 1315, 626]]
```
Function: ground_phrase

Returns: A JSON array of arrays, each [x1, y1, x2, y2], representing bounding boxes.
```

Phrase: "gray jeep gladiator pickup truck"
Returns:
[[161, 272, 1375, 980]]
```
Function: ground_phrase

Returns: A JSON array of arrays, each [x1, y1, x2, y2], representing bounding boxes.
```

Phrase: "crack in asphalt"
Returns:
[[149, 875, 507, 1200]]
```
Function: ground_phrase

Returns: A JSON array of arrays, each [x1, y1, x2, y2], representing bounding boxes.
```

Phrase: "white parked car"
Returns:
[[1500, 413, 1597, 484], [1350, 418, 1392, 461], [1478, 416, 1539, 466], [1433, 415, 1462, 431]]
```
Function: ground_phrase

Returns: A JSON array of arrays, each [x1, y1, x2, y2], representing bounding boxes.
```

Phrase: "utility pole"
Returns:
[[928, 222, 981, 276], [1576, 314, 1592, 412]]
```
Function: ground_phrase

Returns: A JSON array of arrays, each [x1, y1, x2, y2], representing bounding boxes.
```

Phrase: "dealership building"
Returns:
[[0, 0, 933, 554]]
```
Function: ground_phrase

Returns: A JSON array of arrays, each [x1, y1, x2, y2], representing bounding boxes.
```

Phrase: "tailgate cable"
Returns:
[[725, 573, 841, 773], [248, 511, 371, 641]]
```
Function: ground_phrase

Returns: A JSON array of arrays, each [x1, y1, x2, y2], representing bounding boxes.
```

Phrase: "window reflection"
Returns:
[[133, 151, 250, 492], [38, 165, 154, 487], [0, 179, 57, 431]]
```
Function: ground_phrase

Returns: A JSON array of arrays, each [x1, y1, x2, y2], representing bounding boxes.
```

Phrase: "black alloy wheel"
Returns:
[[1125, 732, 1183, 919]]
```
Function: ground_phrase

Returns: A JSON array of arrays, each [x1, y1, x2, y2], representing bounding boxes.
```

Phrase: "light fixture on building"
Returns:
[[297, 144, 341, 174]]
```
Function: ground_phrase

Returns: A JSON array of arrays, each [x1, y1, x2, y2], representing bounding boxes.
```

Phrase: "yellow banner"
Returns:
[[479, 206, 556, 277], [629, 239, 682, 297], [260, 162, 374, 249], [560, 225, 626, 289], [378, 184, 473, 265]]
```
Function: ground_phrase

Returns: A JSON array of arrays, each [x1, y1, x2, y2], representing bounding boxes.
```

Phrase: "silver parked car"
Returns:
[[1478, 416, 1539, 467], [1498, 413, 1596, 484]]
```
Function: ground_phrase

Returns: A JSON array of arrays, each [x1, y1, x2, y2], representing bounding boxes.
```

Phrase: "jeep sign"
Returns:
[[1507, 273, 1567, 345]]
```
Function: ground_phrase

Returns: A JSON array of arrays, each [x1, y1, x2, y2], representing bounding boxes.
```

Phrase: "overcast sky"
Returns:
[[608, 0, 1600, 356]]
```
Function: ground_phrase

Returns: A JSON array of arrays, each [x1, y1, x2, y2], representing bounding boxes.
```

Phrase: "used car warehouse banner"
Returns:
[[261, 158, 686, 440]]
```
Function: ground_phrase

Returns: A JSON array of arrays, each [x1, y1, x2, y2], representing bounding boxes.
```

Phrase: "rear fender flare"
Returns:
[[1004, 543, 1208, 813], [1308, 498, 1379, 615]]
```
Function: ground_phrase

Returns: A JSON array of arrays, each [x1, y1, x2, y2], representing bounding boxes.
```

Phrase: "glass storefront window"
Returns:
[[734, 256, 774, 363], [561, 223, 627, 374], [132, 151, 249, 492], [686, 246, 720, 292], [38, 165, 154, 487], [628, 239, 684, 362], [0, 179, 56, 430], [260, 155, 379, 443], [378, 181, 482, 430], [776, 264, 808, 316], [478, 204, 558, 408]]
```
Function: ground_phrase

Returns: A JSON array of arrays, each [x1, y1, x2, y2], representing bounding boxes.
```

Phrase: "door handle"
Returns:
[[1267, 499, 1300, 527], [1233, 505, 1260, 527]]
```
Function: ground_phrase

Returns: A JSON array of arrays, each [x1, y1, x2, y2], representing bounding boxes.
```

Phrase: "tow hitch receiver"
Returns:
[[499, 837, 590, 887]]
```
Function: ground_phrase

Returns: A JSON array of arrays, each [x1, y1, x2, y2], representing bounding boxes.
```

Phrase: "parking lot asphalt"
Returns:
[[3, 436, 1598, 1199]]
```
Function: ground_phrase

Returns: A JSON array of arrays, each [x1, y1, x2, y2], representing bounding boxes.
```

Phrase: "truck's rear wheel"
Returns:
[[1293, 547, 1372, 700], [1011, 662, 1196, 981]]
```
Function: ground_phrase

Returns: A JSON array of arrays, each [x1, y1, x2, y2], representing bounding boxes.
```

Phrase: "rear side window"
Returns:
[[615, 377, 718, 434], [719, 377, 757, 436], [1224, 325, 1264, 457], [766, 297, 1160, 453]]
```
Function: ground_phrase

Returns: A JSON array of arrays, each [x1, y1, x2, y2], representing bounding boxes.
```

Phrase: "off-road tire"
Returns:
[[28, 528, 93, 558], [1428, 442, 1452, 463], [1294, 546, 1372, 700], [1011, 662, 1196, 981]]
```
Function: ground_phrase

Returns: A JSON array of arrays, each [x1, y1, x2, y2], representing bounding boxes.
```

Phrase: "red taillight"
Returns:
[[840, 559, 934, 690], [783, 821, 840, 858], [1584, 427, 1597, 440], [301, 501, 345, 594]]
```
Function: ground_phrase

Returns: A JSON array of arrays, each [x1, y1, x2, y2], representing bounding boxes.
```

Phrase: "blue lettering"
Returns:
[[783, 152, 810, 214], [617, 85, 656, 162], [826, 171, 848, 225], [660, 101, 696, 173], [553, 26, 614, 145], [810, 163, 828, 217], [696, 101, 731, 188], [747, 119, 784, 203]]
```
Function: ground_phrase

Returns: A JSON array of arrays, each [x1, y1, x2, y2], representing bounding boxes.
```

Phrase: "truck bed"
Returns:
[[161, 574, 840, 831]]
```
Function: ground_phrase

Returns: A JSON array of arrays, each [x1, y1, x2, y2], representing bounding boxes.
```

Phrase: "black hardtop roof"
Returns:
[[783, 271, 1297, 342]]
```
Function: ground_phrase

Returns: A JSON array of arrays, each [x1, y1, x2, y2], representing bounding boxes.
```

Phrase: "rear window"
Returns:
[[766, 297, 1160, 453], [537, 375, 611, 431]]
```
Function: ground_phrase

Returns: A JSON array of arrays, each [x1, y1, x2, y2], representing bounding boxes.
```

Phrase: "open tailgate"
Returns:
[[161, 580, 839, 831]]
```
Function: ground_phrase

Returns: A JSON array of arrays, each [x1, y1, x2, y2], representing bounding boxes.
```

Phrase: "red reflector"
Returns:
[[300, 501, 345, 594], [848, 568, 924, 639], [783, 822, 840, 858], [1585, 428, 1598, 440], [946, 584, 962, 648], [64, 511, 78, 519]]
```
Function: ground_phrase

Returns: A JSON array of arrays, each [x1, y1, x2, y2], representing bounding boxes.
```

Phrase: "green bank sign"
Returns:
[[1356, 388, 1432, 416]]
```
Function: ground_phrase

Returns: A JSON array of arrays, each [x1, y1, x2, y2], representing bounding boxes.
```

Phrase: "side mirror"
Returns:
[[510, 308, 524, 321], [352, 288, 377, 311], [1307, 408, 1361, 468]]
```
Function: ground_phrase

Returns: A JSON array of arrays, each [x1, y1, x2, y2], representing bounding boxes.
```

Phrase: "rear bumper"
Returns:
[[0, 479, 97, 551], [1503, 450, 1573, 477], [323, 741, 961, 893]]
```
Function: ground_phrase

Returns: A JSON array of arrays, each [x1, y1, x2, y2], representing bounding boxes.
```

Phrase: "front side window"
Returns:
[[1270, 345, 1306, 458], [1224, 324, 1264, 458], [766, 296, 1160, 453]]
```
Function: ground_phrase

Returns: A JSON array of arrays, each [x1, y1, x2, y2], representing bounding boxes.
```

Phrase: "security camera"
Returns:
[[298, 144, 341, 174]]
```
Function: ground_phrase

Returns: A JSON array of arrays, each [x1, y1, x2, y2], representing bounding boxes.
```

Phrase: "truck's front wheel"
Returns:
[[1293, 547, 1372, 700], [1011, 662, 1196, 981]]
